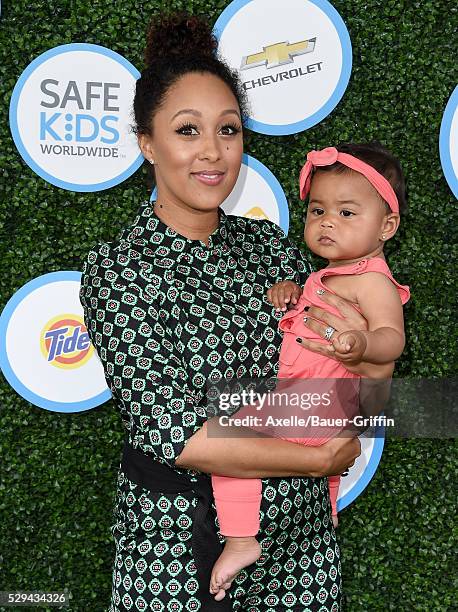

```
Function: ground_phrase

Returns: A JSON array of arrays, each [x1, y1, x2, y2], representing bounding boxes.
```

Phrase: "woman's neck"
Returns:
[[153, 199, 220, 246]]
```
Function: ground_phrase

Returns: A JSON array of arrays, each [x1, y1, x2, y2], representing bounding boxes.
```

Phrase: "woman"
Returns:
[[80, 13, 365, 612]]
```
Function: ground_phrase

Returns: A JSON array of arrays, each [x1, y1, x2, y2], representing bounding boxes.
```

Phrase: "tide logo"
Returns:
[[40, 314, 93, 369]]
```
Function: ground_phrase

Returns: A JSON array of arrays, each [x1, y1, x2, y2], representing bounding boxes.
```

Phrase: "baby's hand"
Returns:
[[332, 514, 339, 529], [331, 330, 367, 365], [266, 281, 302, 312]]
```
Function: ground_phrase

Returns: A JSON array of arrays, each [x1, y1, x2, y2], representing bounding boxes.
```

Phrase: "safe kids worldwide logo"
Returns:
[[9, 43, 143, 191], [0, 272, 110, 412], [40, 314, 93, 369], [214, 0, 352, 135]]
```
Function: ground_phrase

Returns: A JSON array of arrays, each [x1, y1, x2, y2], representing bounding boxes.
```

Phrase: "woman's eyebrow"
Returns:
[[171, 109, 201, 121], [220, 109, 241, 118], [171, 108, 241, 121]]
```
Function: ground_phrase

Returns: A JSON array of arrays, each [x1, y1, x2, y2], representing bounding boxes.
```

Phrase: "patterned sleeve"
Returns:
[[260, 219, 313, 287], [79, 242, 207, 471]]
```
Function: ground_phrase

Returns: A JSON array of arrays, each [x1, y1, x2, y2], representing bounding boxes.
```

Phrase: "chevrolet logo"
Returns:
[[241, 38, 316, 70]]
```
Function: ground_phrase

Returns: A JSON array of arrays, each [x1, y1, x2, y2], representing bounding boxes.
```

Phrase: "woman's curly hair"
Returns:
[[133, 12, 249, 137]]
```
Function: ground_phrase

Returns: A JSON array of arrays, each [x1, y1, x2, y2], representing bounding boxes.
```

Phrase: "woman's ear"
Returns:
[[137, 133, 155, 164], [380, 213, 400, 241]]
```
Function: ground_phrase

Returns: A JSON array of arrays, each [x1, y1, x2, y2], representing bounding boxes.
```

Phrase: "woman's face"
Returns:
[[138, 72, 244, 213]]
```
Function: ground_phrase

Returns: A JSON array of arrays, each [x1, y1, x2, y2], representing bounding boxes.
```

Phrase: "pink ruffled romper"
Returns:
[[212, 257, 410, 536]]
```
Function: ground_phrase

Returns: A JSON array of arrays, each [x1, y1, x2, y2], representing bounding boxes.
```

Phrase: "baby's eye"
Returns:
[[340, 210, 355, 217], [310, 208, 324, 216], [176, 123, 199, 136]]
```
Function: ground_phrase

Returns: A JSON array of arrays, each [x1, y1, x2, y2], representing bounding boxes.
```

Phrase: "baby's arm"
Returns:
[[332, 272, 405, 365]]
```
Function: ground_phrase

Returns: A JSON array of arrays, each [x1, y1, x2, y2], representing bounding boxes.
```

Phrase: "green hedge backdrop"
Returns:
[[0, 0, 457, 610]]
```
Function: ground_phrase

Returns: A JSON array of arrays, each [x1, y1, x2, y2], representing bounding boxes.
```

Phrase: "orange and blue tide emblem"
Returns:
[[40, 314, 93, 369]]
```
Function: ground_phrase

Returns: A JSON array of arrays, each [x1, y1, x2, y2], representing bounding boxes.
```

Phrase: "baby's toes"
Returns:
[[214, 588, 226, 601], [210, 576, 220, 593]]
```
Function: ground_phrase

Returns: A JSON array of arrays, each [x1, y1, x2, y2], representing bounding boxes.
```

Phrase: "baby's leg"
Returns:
[[281, 435, 341, 527], [328, 475, 340, 527], [210, 475, 263, 600]]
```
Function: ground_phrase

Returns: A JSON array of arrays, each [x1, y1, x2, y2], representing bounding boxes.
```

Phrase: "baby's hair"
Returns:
[[314, 142, 408, 215], [133, 12, 249, 138]]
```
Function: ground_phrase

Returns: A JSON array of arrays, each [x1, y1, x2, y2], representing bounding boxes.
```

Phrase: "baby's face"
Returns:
[[304, 170, 389, 262]]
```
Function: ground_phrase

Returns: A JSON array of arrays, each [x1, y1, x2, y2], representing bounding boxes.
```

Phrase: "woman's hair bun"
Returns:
[[144, 12, 218, 67]]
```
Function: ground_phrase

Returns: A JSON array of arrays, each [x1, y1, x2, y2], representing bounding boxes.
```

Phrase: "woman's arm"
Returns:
[[80, 241, 210, 470], [175, 419, 361, 478], [81, 241, 361, 477]]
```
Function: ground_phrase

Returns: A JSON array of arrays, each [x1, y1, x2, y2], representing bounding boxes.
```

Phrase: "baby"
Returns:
[[209, 142, 410, 600]]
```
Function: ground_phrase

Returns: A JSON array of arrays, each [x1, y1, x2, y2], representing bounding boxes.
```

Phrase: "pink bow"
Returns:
[[299, 147, 339, 200], [299, 146, 399, 213]]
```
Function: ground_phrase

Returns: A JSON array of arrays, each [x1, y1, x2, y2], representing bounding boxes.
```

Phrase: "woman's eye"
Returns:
[[219, 123, 242, 136], [176, 123, 199, 136], [340, 210, 354, 217]]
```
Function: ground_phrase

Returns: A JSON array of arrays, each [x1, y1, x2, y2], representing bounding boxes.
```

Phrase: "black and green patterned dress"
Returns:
[[80, 200, 342, 612]]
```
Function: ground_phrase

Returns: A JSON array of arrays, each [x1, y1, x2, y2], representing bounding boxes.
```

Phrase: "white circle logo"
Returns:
[[439, 86, 458, 199], [151, 153, 290, 232], [9, 43, 143, 191], [0, 272, 110, 412], [221, 154, 290, 231], [337, 427, 385, 512], [214, 0, 352, 135]]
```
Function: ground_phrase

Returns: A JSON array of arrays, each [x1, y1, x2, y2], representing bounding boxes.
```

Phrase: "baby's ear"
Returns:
[[381, 213, 400, 240]]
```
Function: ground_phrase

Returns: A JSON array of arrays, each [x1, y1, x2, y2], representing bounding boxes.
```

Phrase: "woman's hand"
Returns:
[[317, 436, 361, 477], [296, 289, 370, 371], [267, 281, 302, 312]]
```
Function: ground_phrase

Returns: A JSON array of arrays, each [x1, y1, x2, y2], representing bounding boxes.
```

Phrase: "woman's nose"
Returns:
[[198, 135, 220, 162]]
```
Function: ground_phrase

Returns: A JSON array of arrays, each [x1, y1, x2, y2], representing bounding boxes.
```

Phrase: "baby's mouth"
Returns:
[[318, 235, 335, 245]]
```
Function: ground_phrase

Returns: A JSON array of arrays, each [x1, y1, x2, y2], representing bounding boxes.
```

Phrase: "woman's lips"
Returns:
[[191, 171, 225, 186]]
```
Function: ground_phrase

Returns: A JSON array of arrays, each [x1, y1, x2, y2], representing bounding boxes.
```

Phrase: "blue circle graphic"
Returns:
[[439, 85, 458, 199], [337, 425, 385, 512], [9, 43, 143, 192], [150, 153, 290, 233], [214, 0, 352, 135], [0, 271, 111, 413]]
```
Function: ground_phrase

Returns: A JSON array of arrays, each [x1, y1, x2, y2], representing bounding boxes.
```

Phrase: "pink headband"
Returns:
[[299, 146, 399, 213]]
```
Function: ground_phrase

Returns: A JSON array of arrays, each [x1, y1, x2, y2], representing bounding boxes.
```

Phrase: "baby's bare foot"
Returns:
[[209, 536, 262, 600]]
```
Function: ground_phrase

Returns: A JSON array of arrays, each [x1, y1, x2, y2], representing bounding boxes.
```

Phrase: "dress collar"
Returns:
[[126, 199, 234, 249]]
